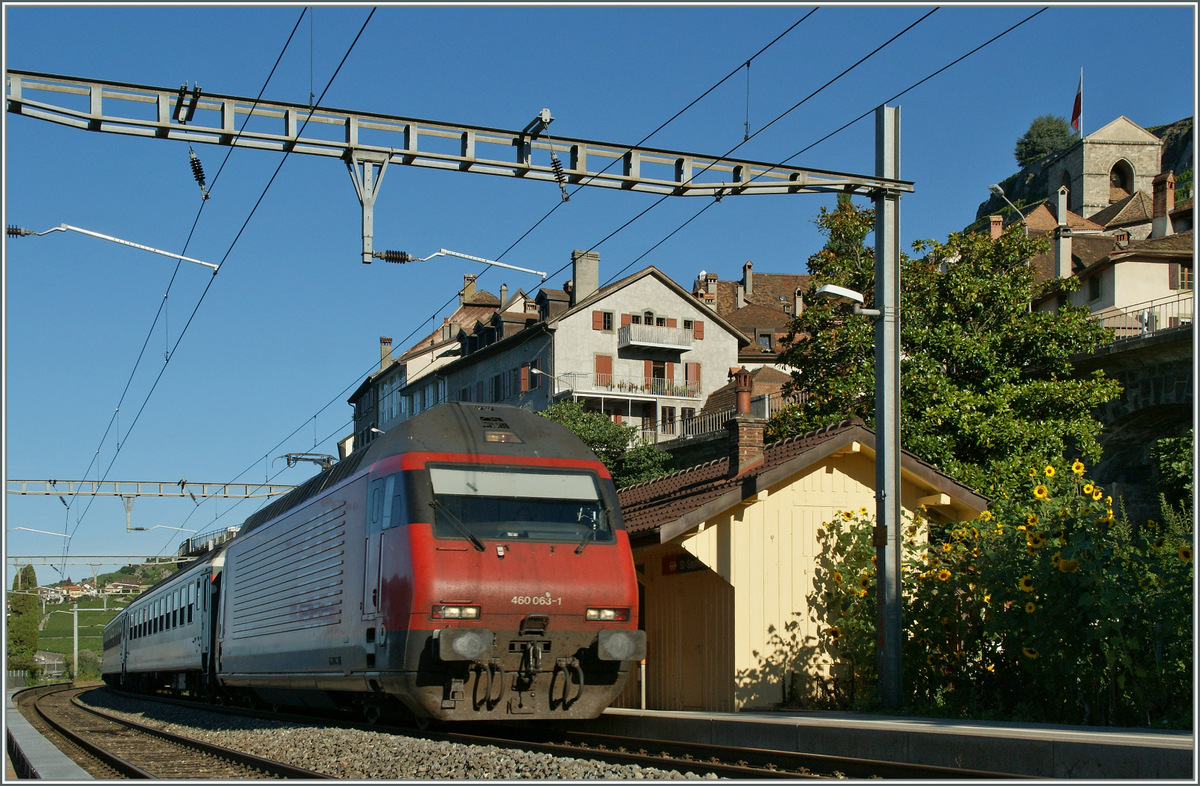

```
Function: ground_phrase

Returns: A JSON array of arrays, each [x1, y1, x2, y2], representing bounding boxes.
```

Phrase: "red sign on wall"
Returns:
[[661, 552, 706, 576]]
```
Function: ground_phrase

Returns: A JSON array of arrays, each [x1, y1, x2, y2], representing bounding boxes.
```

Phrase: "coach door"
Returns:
[[363, 475, 393, 619]]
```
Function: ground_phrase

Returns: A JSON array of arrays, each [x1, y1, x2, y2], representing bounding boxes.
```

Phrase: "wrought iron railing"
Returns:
[[636, 392, 794, 444], [1091, 292, 1193, 345], [617, 323, 694, 349], [585, 373, 701, 398]]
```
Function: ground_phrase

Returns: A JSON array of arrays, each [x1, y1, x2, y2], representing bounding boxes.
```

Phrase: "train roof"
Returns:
[[238, 403, 603, 537]]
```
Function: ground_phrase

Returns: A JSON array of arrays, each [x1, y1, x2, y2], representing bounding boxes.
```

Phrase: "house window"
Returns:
[[593, 310, 614, 331], [656, 317, 667, 327], [757, 331, 773, 349], [1088, 274, 1102, 302], [661, 406, 676, 434], [630, 314, 642, 324], [683, 319, 694, 331], [529, 359, 541, 389], [644, 311, 655, 324], [1180, 263, 1194, 291]]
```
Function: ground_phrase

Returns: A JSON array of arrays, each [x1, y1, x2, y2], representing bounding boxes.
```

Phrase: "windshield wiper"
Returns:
[[575, 509, 602, 554], [430, 500, 486, 552]]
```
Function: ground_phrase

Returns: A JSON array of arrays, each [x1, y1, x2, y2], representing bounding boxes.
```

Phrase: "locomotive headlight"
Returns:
[[432, 605, 481, 620], [585, 607, 630, 622]]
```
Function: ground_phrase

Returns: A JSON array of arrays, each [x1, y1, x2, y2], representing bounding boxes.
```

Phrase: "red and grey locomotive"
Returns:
[[103, 403, 645, 721]]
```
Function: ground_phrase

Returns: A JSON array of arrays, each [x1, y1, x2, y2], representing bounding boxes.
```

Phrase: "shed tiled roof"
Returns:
[[617, 419, 987, 543], [701, 366, 791, 413]]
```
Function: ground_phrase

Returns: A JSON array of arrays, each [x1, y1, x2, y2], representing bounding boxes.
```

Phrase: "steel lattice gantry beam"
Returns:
[[6, 479, 295, 499], [5, 69, 914, 261]]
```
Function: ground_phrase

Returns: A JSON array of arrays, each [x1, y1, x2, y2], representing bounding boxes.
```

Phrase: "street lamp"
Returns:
[[987, 184, 1028, 236], [8, 527, 71, 540], [7, 223, 219, 271], [530, 367, 579, 399], [372, 247, 547, 281]]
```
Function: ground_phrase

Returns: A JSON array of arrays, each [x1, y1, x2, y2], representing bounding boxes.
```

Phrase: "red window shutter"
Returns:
[[693, 319, 705, 339], [1169, 263, 1180, 290], [595, 355, 613, 386], [520, 363, 530, 392], [613, 413, 622, 424], [666, 362, 674, 381], [621, 313, 633, 326], [666, 317, 677, 328], [686, 362, 700, 382], [644, 359, 653, 386], [592, 310, 605, 330]]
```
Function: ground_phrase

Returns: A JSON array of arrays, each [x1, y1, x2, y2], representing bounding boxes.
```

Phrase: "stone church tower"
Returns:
[[1044, 116, 1163, 220]]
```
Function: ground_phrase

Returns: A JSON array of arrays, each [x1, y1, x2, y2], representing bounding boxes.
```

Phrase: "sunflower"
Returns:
[[827, 626, 842, 641], [1092, 489, 1103, 502], [1058, 559, 1079, 574], [1022, 647, 1039, 659], [1083, 484, 1094, 495], [979, 510, 993, 522], [859, 506, 868, 515], [1028, 467, 1037, 477], [833, 572, 843, 584], [842, 510, 854, 521], [1025, 602, 1037, 613], [858, 588, 868, 598], [859, 575, 871, 590], [1071, 460, 1085, 475], [1034, 485, 1049, 500], [1153, 538, 1165, 551], [1180, 547, 1193, 563], [1019, 575, 1034, 592], [937, 569, 951, 582], [942, 542, 953, 553], [1026, 514, 1039, 527], [1044, 465, 1056, 478]]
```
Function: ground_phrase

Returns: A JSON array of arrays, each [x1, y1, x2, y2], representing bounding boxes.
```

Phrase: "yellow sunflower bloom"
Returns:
[[1019, 575, 1034, 592], [859, 575, 871, 590], [1092, 489, 1103, 501], [859, 506, 868, 515], [942, 542, 953, 553], [859, 588, 868, 598], [1044, 465, 1056, 478], [1180, 547, 1193, 563], [1022, 647, 1039, 659], [833, 572, 843, 583], [1083, 484, 1094, 495], [1071, 460, 1085, 475], [842, 510, 853, 521], [1106, 495, 1113, 505], [937, 569, 951, 581], [1026, 514, 1039, 527], [1034, 485, 1049, 500], [979, 510, 993, 522], [827, 626, 842, 641], [1025, 602, 1037, 613], [1058, 559, 1080, 573], [983, 593, 991, 605], [1028, 467, 1037, 477]]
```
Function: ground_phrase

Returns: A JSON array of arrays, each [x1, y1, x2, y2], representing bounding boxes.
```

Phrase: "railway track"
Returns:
[[69, 686, 1023, 779], [18, 684, 329, 779]]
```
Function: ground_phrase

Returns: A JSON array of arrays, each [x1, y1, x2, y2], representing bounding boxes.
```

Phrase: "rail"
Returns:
[[1090, 292, 1193, 345]]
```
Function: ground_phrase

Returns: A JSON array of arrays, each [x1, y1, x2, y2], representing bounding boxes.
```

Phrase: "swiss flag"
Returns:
[[1070, 73, 1082, 132]]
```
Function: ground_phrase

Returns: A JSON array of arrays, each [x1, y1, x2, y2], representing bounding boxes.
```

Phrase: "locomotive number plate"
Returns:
[[511, 592, 562, 607]]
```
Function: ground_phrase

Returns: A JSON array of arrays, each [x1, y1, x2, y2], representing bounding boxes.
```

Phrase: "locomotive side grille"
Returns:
[[227, 500, 347, 639], [519, 614, 550, 637]]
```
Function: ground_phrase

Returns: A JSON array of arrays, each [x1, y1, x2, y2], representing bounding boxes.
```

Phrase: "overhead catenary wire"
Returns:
[[66, 8, 376, 548]]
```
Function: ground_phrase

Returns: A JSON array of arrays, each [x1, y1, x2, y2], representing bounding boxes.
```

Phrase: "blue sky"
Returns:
[[3, 3, 1196, 588]]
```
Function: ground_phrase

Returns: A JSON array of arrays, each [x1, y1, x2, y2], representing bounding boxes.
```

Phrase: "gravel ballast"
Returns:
[[77, 691, 712, 779]]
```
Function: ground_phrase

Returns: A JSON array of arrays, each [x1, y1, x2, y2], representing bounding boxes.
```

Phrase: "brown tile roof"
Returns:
[[724, 302, 795, 335], [702, 366, 791, 413], [1029, 234, 1120, 287], [1087, 191, 1154, 230], [398, 302, 500, 363], [1007, 201, 1106, 235], [617, 419, 987, 543]]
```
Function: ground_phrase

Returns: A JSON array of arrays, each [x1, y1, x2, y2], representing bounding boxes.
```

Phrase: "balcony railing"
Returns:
[[618, 323, 693, 351], [1091, 293, 1193, 345], [583, 373, 701, 398], [636, 392, 795, 444]]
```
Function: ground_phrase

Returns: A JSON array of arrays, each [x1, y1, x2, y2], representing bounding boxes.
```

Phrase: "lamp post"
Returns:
[[988, 184, 1028, 236], [530, 367, 578, 400]]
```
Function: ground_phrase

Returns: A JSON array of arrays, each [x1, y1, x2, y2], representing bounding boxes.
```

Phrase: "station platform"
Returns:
[[5, 689, 92, 780], [592, 706, 1195, 780]]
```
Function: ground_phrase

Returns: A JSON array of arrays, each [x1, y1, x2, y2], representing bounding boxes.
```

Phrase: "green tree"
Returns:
[[8, 566, 41, 673], [538, 400, 670, 488], [771, 200, 1121, 496], [1149, 429, 1193, 507], [1014, 114, 1079, 166]]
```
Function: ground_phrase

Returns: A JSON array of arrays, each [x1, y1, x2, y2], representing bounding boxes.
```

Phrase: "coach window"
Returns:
[[172, 591, 178, 628], [388, 474, 406, 529]]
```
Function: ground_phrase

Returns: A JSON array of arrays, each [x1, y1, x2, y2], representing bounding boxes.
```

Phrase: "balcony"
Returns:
[[1090, 293, 1192, 345], [618, 323, 693, 351], [579, 373, 701, 399]]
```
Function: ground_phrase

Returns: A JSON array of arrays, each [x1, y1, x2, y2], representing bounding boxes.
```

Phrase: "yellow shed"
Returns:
[[615, 414, 987, 712]]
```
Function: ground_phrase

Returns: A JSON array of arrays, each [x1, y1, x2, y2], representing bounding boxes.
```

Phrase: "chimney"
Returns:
[[989, 214, 1003, 240], [570, 249, 600, 306], [379, 337, 393, 372], [742, 260, 754, 295], [1152, 171, 1175, 238], [500, 283, 508, 307], [726, 366, 765, 477], [794, 287, 804, 317], [1054, 186, 1073, 279], [460, 274, 477, 305]]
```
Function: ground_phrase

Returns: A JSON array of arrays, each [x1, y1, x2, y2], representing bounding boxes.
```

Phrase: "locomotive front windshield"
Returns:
[[429, 465, 614, 547]]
